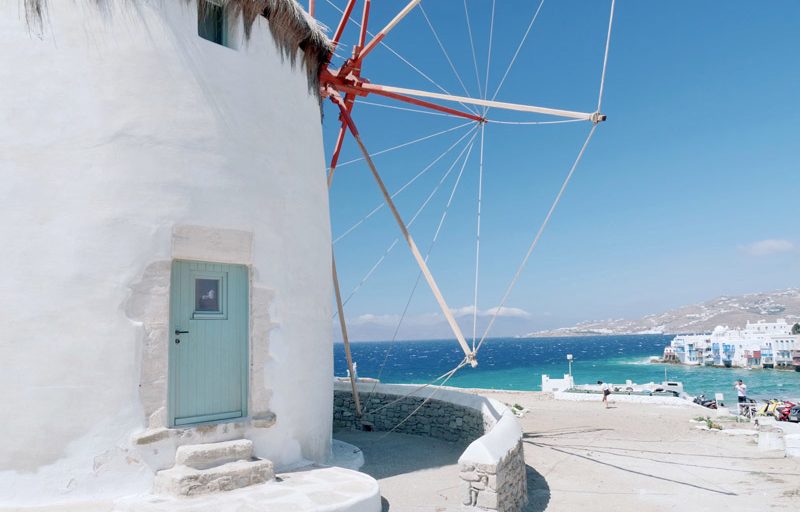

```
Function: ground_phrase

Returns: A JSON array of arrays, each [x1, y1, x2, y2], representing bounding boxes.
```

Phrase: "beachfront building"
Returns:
[[0, 0, 346, 508], [665, 319, 800, 369], [775, 337, 800, 368], [666, 333, 710, 365]]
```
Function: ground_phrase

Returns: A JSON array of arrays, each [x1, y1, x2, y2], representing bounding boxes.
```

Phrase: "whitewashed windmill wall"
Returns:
[[0, 0, 332, 505]]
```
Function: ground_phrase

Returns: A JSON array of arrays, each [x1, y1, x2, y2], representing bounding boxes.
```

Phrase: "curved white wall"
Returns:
[[0, 0, 331, 506]]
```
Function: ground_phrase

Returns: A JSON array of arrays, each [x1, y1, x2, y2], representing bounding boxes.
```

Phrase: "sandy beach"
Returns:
[[338, 390, 800, 511]]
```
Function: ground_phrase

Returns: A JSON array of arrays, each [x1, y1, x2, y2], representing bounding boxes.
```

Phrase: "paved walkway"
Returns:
[[483, 391, 800, 511], [334, 430, 549, 512], [114, 465, 380, 512], [337, 391, 800, 512], [334, 430, 466, 511]]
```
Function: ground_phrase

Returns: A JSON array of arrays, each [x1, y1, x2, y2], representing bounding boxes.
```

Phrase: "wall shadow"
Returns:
[[524, 463, 551, 512], [335, 429, 468, 479]]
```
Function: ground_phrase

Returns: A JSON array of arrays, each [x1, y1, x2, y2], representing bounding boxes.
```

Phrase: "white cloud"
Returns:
[[339, 306, 536, 341], [345, 312, 444, 327], [348, 313, 400, 326], [450, 305, 531, 319], [450, 306, 477, 317], [740, 239, 795, 256], [345, 305, 530, 328], [484, 306, 531, 319]]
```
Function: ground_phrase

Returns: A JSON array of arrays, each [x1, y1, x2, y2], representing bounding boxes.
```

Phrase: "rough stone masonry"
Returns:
[[333, 390, 488, 443], [333, 388, 528, 512]]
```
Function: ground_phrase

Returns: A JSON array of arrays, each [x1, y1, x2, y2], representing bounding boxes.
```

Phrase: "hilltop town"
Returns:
[[525, 289, 800, 337]]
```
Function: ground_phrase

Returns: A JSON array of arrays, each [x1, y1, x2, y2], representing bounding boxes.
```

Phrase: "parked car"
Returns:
[[789, 405, 800, 423]]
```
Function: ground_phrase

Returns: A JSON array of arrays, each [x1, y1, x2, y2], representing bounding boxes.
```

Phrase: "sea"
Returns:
[[334, 335, 800, 401]]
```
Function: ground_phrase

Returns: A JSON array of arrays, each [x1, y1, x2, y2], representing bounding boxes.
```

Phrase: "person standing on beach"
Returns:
[[599, 380, 610, 409], [735, 379, 748, 406]]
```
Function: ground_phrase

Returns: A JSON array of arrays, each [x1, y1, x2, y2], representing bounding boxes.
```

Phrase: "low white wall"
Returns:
[[758, 418, 800, 457], [758, 428, 785, 451], [541, 374, 574, 392], [785, 434, 800, 458], [334, 382, 528, 512], [458, 412, 527, 511], [554, 391, 692, 406]]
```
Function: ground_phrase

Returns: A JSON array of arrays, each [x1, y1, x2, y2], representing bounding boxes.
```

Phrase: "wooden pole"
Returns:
[[332, 252, 362, 417], [330, 0, 358, 52], [326, 117, 362, 418], [355, 0, 421, 63], [308, 0, 315, 17], [357, 0, 371, 50], [327, 123, 348, 188], [332, 96, 477, 367], [336, 83, 484, 123], [360, 83, 602, 121]]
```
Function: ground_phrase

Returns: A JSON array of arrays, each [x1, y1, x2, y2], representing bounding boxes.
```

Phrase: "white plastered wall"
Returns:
[[0, 0, 332, 506]]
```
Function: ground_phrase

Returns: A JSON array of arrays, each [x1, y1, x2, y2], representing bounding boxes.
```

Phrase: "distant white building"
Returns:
[[665, 319, 800, 369], [1, 0, 341, 507], [541, 374, 575, 392]]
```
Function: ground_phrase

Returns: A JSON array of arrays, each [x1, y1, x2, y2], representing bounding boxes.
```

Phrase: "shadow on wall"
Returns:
[[523, 464, 551, 512]]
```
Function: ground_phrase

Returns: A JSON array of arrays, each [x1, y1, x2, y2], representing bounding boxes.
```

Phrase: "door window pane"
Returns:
[[195, 279, 220, 312]]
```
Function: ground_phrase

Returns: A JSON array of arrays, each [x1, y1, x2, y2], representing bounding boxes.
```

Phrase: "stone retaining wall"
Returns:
[[333, 390, 487, 444], [333, 382, 527, 512]]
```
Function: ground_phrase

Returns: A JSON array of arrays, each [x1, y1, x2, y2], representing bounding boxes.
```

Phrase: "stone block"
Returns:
[[460, 470, 479, 482], [487, 474, 497, 490], [132, 428, 172, 445], [154, 459, 273, 496], [476, 489, 498, 509], [175, 439, 253, 470], [252, 412, 277, 429], [476, 462, 497, 474], [460, 481, 473, 505]]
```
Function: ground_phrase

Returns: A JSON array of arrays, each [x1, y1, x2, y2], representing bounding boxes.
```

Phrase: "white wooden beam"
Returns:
[[362, 83, 602, 121]]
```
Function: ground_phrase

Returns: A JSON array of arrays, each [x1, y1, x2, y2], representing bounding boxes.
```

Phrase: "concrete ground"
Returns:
[[338, 391, 800, 512], [9, 465, 381, 512], [334, 430, 467, 511]]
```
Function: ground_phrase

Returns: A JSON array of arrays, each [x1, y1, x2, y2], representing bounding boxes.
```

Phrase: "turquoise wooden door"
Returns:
[[169, 260, 249, 426]]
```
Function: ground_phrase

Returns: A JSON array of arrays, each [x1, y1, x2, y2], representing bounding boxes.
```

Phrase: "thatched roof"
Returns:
[[24, 0, 332, 95]]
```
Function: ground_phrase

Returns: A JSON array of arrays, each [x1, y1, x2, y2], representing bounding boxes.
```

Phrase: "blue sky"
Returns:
[[316, 1, 800, 341]]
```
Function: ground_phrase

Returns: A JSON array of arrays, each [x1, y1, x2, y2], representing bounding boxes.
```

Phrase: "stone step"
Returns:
[[154, 458, 274, 496], [175, 439, 253, 470]]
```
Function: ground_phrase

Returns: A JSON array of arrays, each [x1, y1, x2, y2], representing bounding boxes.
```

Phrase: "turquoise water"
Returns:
[[333, 335, 800, 401]]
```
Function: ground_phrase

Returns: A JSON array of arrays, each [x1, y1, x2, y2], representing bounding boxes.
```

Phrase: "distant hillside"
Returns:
[[525, 289, 800, 337]]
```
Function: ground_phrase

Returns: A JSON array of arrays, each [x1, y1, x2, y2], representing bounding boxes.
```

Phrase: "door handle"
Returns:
[[175, 329, 190, 335]]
